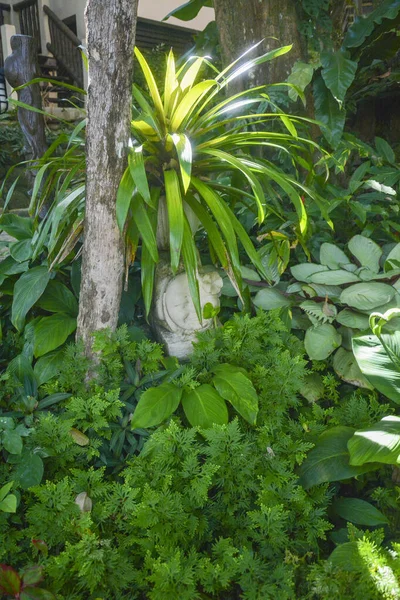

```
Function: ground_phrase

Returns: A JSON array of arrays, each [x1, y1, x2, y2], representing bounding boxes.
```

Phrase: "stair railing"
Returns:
[[0, 3, 11, 67], [43, 5, 83, 89], [12, 0, 41, 52]]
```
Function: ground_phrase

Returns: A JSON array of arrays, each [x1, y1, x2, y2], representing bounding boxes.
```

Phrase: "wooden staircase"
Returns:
[[11, 0, 84, 106]]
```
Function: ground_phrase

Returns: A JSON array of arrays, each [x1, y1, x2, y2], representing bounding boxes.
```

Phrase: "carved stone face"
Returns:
[[162, 271, 223, 333]]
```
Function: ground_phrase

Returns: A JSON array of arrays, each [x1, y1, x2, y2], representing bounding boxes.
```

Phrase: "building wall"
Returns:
[[49, 0, 213, 42]]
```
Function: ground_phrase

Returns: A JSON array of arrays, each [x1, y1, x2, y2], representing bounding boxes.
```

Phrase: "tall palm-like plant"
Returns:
[[117, 44, 326, 317], [9, 44, 327, 321]]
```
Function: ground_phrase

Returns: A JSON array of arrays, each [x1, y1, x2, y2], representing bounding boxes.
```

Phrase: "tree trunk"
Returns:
[[213, 0, 307, 91], [76, 0, 138, 356]]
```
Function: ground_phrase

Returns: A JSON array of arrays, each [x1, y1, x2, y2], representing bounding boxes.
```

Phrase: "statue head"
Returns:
[[159, 270, 223, 333]]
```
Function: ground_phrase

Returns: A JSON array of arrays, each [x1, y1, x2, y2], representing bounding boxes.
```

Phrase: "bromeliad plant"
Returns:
[[117, 44, 328, 318]]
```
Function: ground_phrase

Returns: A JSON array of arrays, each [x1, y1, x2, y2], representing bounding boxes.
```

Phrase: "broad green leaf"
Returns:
[[164, 169, 184, 273], [304, 323, 342, 360], [348, 416, 400, 465], [321, 49, 357, 104], [14, 451, 44, 489], [0, 256, 29, 276], [2, 430, 23, 454], [340, 282, 395, 311], [291, 263, 329, 282], [180, 56, 206, 92], [333, 347, 373, 389], [34, 350, 64, 386], [182, 384, 228, 428], [131, 382, 182, 429], [336, 309, 370, 329], [171, 133, 192, 193], [300, 373, 325, 403], [385, 243, 400, 271], [21, 566, 44, 587], [0, 214, 33, 240], [253, 287, 292, 310], [333, 497, 389, 526], [0, 481, 13, 501], [309, 269, 360, 285], [352, 331, 400, 402], [32, 314, 77, 358], [313, 75, 345, 147], [129, 146, 151, 205], [20, 587, 55, 600], [9, 239, 33, 263], [375, 136, 395, 163], [298, 426, 378, 489], [163, 0, 211, 21], [11, 267, 51, 331], [37, 280, 78, 316], [287, 61, 314, 102], [0, 494, 17, 513], [319, 243, 350, 270], [328, 542, 366, 572], [348, 235, 382, 273], [212, 364, 258, 425], [7, 354, 36, 385]]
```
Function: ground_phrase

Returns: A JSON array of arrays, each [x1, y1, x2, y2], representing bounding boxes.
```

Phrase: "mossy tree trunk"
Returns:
[[76, 0, 138, 357], [213, 0, 307, 90]]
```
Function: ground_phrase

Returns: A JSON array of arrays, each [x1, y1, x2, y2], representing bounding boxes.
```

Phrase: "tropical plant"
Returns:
[[288, 0, 400, 146], [231, 234, 400, 393]]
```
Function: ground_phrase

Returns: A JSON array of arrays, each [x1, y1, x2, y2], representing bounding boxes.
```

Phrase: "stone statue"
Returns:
[[152, 264, 223, 359], [4, 35, 48, 165]]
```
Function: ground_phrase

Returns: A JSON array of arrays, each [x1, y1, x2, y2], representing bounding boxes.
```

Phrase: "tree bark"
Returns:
[[213, 0, 307, 91], [77, 0, 138, 356]]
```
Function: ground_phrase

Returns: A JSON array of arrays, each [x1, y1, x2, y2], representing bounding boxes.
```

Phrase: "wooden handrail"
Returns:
[[13, 0, 36, 11], [43, 5, 82, 47]]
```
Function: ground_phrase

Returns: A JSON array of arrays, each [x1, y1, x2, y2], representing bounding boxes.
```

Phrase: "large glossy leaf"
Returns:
[[163, 0, 211, 21], [131, 195, 159, 263], [287, 61, 314, 102], [14, 450, 44, 489], [171, 80, 217, 130], [352, 331, 400, 402], [313, 75, 345, 147], [304, 323, 342, 360], [291, 263, 329, 282], [321, 49, 357, 104], [0, 565, 21, 595], [164, 169, 184, 273], [9, 239, 33, 263], [309, 270, 360, 285], [336, 309, 370, 330], [333, 347, 373, 389], [348, 235, 382, 273], [298, 426, 378, 489], [181, 217, 201, 321], [34, 350, 64, 386], [212, 364, 258, 425], [37, 280, 78, 316], [348, 416, 400, 465], [319, 243, 350, 270], [32, 314, 77, 358], [116, 167, 135, 231], [253, 287, 292, 310], [182, 384, 228, 428], [11, 267, 51, 331], [131, 382, 182, 429], [0, 214, 33, 240], [333, 497, 388, 526], [340, 282, 395, 311]]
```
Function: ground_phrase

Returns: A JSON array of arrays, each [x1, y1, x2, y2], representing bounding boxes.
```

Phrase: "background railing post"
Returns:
[[1, 22, 16, 99], [36, 0, 50, 55]]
